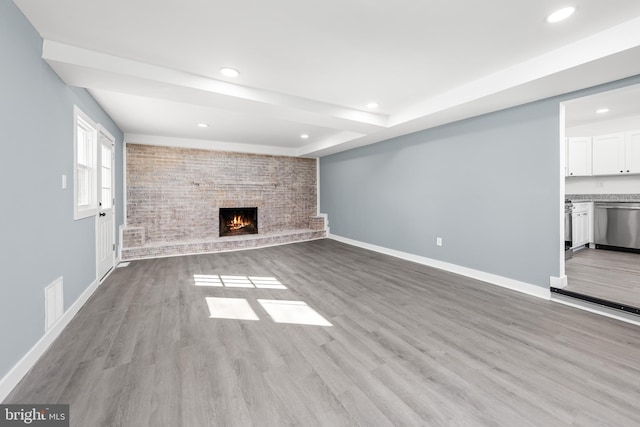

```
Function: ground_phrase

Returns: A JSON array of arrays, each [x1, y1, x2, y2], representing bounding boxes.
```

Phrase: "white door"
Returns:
[[97, 128, 115, 280]]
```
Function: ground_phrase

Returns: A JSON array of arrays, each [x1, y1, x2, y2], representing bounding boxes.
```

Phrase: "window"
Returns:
[[100, 141, 112, 209], [74, 106, 98, 219]]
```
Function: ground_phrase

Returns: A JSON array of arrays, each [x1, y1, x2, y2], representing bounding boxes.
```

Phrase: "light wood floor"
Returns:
[[5, 239, 640, 426], [566, 248, 640, 308]]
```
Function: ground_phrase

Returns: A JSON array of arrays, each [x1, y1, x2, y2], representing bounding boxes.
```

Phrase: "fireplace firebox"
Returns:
[[219, 207, 258, 237]]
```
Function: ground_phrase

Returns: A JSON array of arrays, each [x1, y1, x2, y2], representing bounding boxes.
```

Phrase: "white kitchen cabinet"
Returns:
[[566, 137, 592, 176], [590, 131, 640, 175], [571, 212, 589, 248], [571, 203, 591, 249], [626, 130, 640, 174], [592, 133, 625, 175]]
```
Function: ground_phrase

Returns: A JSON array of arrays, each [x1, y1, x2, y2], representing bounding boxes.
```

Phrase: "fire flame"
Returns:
[[228, 214, 251, 231]]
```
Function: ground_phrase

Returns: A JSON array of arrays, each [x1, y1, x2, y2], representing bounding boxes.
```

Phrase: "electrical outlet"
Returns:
[[436, 237, 443, 246]]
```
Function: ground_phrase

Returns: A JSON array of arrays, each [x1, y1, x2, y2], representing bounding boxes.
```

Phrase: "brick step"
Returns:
[[121, 229, 326, 260]]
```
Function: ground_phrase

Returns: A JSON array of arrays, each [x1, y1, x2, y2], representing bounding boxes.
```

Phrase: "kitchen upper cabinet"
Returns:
[[627, 130, 640, 174], [567, 131, 640, 177], [592, 133, 625, 175], [566, 137, 592, 176]]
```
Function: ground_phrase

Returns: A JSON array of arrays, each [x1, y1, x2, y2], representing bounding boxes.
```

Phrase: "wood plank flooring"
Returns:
[[565, 247, 640, 308], [5, 239, 640, 426]]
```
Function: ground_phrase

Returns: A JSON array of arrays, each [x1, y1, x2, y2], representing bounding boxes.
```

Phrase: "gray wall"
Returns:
[[320, 75, 640, 289], [0, 0, 123, 380]]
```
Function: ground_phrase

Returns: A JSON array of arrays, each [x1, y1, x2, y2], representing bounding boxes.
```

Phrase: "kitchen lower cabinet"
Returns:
[[571, 203, 591, 249]]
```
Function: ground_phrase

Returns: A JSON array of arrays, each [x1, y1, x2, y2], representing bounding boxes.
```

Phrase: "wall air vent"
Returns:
[[45, 277, 64, 331]]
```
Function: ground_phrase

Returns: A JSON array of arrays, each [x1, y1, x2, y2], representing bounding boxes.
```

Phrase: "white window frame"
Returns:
[[74, 106, 98, 220]]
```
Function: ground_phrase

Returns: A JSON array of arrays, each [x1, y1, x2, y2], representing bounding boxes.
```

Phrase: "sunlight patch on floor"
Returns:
[[205, 297, 259, 320], [250, 276, 287, 289], [193, 274, 287, 289], [258, 299, 333, 326], [220, 275, 254, 288], [194, 274, 223, 287]]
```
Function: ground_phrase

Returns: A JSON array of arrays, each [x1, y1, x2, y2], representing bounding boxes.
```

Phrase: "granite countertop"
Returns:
[[566, 193, 640, 203]]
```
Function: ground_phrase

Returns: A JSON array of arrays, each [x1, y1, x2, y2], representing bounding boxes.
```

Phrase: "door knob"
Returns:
[[99, 212, 106, 217]]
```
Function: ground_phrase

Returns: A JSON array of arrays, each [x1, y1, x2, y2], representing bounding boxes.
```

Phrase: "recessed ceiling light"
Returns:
[[300, 134, 309, 139], [197, 123, 209, 128], [547, 6, 575, 23], [220, 67, 240, 78], [596, 108, 610, 114], [366, 102, 379, 109]]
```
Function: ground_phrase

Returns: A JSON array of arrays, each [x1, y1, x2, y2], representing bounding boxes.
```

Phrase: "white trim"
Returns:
[[559, 102, 567, 278], [0, 277, 101, 402], [99, 259, 117, 284], [97, 124, 115, 141], [551, 294, 640, 327], [73, 105, 99, 220], [118, 224, 125, 261], [549, 275, 568, 289], [123, 141, 128, 227], [316, 158, 320, 216], [328, 233, 551, 300]]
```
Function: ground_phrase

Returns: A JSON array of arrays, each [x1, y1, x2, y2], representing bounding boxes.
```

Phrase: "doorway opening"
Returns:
[[555, 83, 640, 316]]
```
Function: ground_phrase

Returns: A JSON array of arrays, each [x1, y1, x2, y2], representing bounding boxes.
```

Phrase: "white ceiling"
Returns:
[[564, 83, 640, 128], [13, 0, 640, 157]]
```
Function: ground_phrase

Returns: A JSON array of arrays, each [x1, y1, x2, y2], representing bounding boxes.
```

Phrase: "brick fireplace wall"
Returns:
[[122, 144, 324, 258]]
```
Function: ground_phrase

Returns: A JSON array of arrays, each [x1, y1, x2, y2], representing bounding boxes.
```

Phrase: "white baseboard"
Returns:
[[550, 275, 568, 289], [328, 233, 551, 301], [0, 277, 101, 402]]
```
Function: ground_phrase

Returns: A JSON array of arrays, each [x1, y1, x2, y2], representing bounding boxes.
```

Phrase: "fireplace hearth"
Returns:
[[219, 208, 258, 237]]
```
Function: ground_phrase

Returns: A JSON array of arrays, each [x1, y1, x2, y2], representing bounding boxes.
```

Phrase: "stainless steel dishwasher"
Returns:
[[594, 202, 640, 250]]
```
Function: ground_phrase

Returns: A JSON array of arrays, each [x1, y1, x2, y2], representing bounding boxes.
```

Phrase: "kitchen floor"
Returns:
[[565, 247, 640, 308]]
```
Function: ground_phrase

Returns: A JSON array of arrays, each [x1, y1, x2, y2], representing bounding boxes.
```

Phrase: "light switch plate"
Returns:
[[61, 174, 67, 189]]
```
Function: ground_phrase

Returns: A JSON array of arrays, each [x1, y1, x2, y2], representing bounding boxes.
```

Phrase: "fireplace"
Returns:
[[219, 207, 258, 237]]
